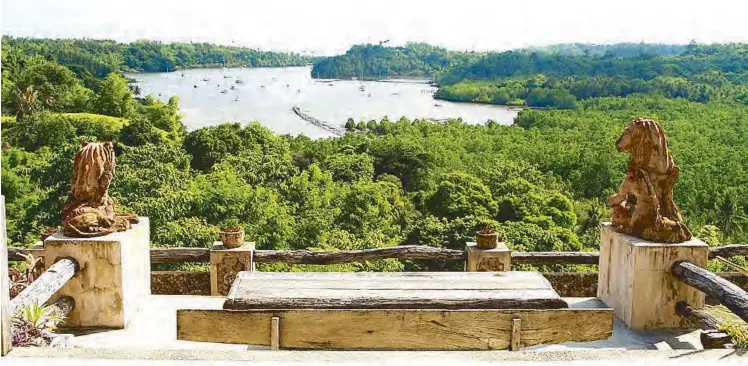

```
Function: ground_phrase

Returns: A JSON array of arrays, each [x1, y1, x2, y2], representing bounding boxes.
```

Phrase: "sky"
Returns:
[[2, 0, 748, 55]]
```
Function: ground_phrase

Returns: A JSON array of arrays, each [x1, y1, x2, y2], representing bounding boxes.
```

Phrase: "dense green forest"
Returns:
[[310, 43, 482, 80], [312, 42, 748, 109], [434, 43, 748, 108], [2, 37, 313, 88], [521, 42, 688, 57], [1, 39, 746, 273]]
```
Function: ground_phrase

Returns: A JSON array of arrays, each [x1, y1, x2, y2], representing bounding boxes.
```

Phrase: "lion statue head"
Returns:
[[615, 118, 674, 172], [69, 141, 115, 203]]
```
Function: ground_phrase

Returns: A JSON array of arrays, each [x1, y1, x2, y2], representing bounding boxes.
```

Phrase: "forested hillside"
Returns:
[[521, 42, 687, 57], [435, 43, 748, 108], [310, 43, 481, 80], [311, 42, 748, 109], [2, 37, 313, 83], [2, 39, 746, 273]]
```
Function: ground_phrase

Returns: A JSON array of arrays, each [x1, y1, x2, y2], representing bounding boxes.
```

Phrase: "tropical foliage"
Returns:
[[2, 39, 747, 273]]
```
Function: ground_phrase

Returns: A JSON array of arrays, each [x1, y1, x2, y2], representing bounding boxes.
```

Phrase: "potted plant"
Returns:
[[476, 226, 499, 249], [219, 218, 244, 249], [41, 227, 58, 241]]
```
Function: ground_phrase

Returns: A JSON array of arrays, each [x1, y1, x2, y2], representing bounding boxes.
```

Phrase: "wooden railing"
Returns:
[[9, 257, 78, 316], [7, 244, 748, 266], [671, 260, 748, 349], [671, 261, 748, 323]]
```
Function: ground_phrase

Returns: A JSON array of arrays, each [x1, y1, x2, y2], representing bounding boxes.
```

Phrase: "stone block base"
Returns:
[[210, 242, 255, 296], [465, 242, 511, 271], [598, 222, 708, 330], [43, 217, 150, 328]]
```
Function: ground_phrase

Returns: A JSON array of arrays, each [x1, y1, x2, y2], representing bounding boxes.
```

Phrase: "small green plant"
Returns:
[[220, 218, 242, 231], [720, 323, 748, 349], [11, 301, 65, 347]]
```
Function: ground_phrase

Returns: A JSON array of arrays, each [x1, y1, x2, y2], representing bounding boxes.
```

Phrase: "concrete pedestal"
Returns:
[[42, 217, 150, 328], [598, 223, 708, 330], [210, 242, 255, 296], [465, 242, 511, 271]]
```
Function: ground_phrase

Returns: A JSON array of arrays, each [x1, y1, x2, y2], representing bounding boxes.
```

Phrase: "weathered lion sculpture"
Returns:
[[61, 141, 139, 237], [608, 118, 692, 243]]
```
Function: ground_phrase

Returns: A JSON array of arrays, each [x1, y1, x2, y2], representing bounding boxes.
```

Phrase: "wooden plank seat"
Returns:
[[177, 271, 614, 350], [223, 271, 569, 310]]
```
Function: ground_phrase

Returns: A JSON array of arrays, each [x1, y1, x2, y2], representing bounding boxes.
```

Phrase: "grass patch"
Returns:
[[705, 304, 748, 349]]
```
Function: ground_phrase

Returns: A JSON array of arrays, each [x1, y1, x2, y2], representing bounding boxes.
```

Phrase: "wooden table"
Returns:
[[223, 271, 568, 310], [177, 271, 614, 350]]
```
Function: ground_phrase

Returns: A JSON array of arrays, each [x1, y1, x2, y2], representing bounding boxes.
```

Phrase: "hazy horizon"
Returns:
[[3, 0, 748, 56]]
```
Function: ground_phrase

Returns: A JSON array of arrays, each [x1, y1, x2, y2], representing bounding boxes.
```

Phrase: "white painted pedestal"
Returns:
[[42, 217, 150, 328], [598, 223, 708, 330]]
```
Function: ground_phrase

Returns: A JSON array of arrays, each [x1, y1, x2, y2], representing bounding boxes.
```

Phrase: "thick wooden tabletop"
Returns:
[[223, 271, 567, 310]]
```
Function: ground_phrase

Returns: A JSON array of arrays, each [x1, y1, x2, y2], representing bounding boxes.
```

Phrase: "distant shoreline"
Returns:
[[122, 64, 314, 74]]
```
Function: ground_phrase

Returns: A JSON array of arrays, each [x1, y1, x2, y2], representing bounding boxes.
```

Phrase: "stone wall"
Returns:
[[149, 271, 748, 301], [543, 272, 598, 297], [151, 271, 210, 295]]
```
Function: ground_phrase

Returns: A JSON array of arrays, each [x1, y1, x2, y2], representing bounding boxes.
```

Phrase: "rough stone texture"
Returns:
[[543, 273, 598, 297], [210, 242, 255, 296], [43, 217, 150, 328], [61, 141, 138, 238], [145, 270, 747, 300], [465, 242, 511, 271], [608, 118, 691, 243], [151, 271, 210, 296], [598, 223, 708, 330]]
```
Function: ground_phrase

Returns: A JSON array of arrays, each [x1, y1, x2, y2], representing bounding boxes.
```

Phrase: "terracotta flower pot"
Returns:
[[41, 227, 59, 241], [476, 232, 499, 249], [220, 228, 245, 249]]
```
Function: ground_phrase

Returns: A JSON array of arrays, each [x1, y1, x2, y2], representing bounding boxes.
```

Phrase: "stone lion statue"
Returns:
[[61, 141, 139, 237], [608, 118, 692, 243]]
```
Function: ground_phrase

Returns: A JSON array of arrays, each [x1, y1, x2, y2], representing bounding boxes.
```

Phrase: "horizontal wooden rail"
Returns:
[[511, 252, 599, 265], [253, 246, 466, 264], [671, 261, 748, 323], [150, 248, 210, 263], [9, 258, 79, 316], [709, 244, 748, 259], [674, 301, 731, 349], [50, 296, 75, 319], [7, 244, 748, 265]]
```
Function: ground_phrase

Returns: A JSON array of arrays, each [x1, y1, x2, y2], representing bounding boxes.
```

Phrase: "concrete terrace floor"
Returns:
[[3, 295, 746, 364]]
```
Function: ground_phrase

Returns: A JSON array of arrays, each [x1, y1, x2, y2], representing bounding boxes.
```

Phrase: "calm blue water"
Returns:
[[127, 66, 519, 138]]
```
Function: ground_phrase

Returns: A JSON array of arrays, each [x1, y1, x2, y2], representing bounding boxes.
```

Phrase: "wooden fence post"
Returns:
[[1, 196, 12, 356], [672, 260, 748, 323]]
